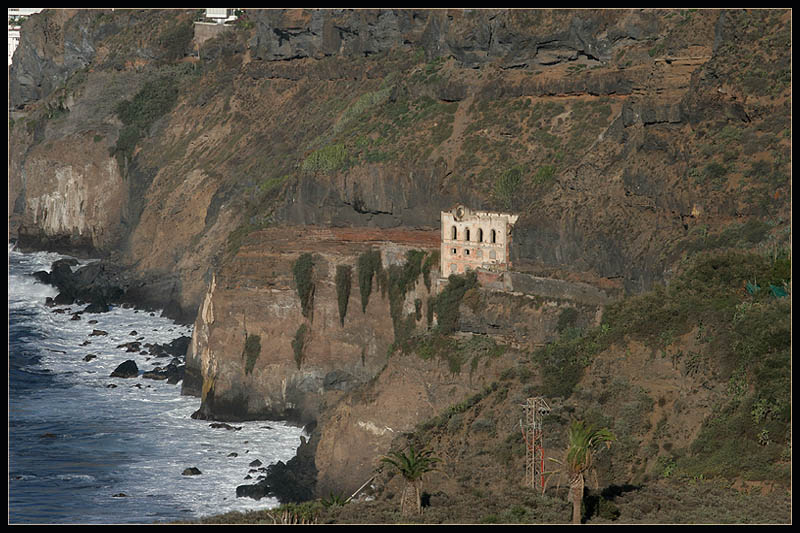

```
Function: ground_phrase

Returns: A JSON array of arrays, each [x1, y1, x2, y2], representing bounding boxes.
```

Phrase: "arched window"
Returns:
[[491, 229, 497, 244], [478, 228, 484, 242], [465, 228, 471, 241], [451, 226, 457, 240]]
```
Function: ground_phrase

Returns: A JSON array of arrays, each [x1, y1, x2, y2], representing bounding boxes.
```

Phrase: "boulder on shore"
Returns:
[[236, 479, 270, 500]]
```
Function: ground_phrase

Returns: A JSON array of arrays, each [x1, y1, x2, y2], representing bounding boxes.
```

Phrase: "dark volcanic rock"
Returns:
[[83, 302, 111, 313], [146, 336, 191, 359], [33, 257, 194, 324], [117, 341, 142, 352], [110, 359, 139, 378], [182, 467, 202, 476], [260, 435, 318, 503], [142, 360, 185, 383], [32, 270, 51, 284], [53, 292, 75, 306], [236, 479, 270, 500], [142, 369, 169, 381], [209, 422, 242, 431]]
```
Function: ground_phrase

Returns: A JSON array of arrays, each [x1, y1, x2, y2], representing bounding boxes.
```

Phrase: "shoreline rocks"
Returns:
[[110, 359, 139, 378], [35, 257, 195, 325]]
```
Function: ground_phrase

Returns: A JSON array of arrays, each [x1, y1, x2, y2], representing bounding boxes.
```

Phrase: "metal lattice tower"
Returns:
[[521, 397, 551, 492]]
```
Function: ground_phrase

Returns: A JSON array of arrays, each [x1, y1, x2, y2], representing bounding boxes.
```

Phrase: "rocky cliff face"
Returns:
[[183, 226, 440, 425], [8, 8, 791, 505], [11, 9, 791, 296]]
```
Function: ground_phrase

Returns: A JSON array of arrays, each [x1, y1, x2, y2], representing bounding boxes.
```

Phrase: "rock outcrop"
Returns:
[[8, 8, 792, 505], [184, 227, 440, 424]]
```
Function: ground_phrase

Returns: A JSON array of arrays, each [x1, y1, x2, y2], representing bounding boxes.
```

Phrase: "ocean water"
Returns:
[[8, 247, 304, 524]]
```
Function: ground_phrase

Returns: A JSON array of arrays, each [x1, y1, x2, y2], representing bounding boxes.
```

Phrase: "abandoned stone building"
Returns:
[[440, 205, 519, 277]]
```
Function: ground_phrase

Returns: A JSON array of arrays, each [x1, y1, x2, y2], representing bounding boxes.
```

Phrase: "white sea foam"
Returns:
[[9, 249, 303, 524]]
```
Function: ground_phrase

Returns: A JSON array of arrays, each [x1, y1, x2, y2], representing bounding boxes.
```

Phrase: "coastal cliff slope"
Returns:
[[9, 8, 791, 523]]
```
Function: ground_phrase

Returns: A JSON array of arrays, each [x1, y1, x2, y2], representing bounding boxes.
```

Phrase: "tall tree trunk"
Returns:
[[570, 474, 585, 524], [401, 482, 416, 517]]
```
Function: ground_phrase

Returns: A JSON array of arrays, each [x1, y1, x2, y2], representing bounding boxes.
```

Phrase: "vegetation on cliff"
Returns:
[[292, 253, 315, 319], [357, 250, 384, 314], [292, 323, 310, 370], [335, 264, 352, 327], [241, 333, 261, 376], [9, 8, 791, 525], [379, 445, 442, 516], [196, 246, 790, 524]]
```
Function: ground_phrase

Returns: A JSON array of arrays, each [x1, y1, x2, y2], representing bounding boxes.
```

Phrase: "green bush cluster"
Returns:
[[292, 253, 315, 319], [386, 250, 428, 344]]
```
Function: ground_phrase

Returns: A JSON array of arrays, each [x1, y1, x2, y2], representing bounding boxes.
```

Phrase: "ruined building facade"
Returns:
[[440, 206, 519, 277]]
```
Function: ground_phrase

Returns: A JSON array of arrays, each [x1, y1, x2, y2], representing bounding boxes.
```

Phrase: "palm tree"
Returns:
[[550, 420, 615, 524], [379, 445, 441, 516]]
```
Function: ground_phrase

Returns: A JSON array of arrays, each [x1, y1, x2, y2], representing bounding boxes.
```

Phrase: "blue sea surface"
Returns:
[[8, 247, 303, 524]]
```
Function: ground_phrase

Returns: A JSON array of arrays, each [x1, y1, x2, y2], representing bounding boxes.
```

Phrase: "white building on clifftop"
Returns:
[[204, 8, 237, 24], [8, 8, 44, 65], [440, 205, 519, 277]]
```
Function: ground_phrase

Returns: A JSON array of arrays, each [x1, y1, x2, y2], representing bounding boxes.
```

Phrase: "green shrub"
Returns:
[[386, 250, 427, 343], [533, 164, 557, 186], [430, 271, 479, 334], [292, 323, 310, 369], [334, 86, 393, 135], [114, 76, 179, 132], [357, 249, 383, 312], [241, 334, 261, 375], [556, 307, 580, 333], [494, 165, 524, 210], [292, 253, 315, 319], [335, 264, 352, 326], [421, 250, 440, 292], [158, 17, 194, 60], [301, 143, 350, 174], [702, 162, 728, 184], [598, 249, 791, 483], [535, 338, 587, 398], [111, 75, 179, 164]]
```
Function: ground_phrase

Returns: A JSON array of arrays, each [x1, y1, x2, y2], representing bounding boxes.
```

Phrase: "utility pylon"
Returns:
[[521, 397, 551, 493]]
